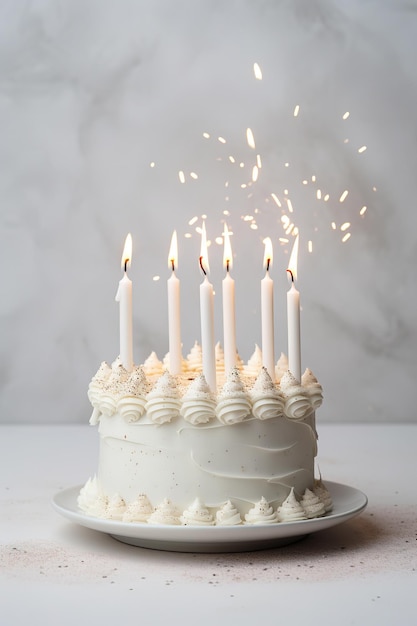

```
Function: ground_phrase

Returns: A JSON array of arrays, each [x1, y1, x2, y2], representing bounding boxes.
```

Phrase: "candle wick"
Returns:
[[171, 258, 175, 272], [287, 269, 294, 283], [226, 259, 230, 273], [124, 259, 129, 273], [266, 258, 270, 273], [199, 256, 207, 276]]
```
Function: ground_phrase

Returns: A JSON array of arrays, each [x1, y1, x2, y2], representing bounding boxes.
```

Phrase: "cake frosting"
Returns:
[[79, 343, 332, 525]]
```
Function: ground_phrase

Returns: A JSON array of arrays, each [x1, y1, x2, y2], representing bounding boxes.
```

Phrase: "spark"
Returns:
[[331, 222, 337, 230], [358, 146, 367, 154], [190, 172, 198, 180], [279, 237, 289, 244], [250, 223, 258, 230], [184, 233, 192, 239], [342, 233, 351, 243], [252, 166, 259, 182], [189, 216, 198, 225], [243, 215, 254, 222], [308, 240, 313, 253], [215, 236, 223, 245], [311, 175, 316, 182], [287, 198, 294, 213], [153, 275, 160, 281], [246, 128, 256, 149], [218, 136, 226, 144], [256, 154, 262, 168], [150, 161, 155, 168], [293, 104, 300, 117], [284, 162, 289, 168], [271, 193, 281, 207], [302, 180, 308, 185], [229, 156, 236, 163], [340, 222, 351, 231], [360, 206, 367, 216], [253, 62, 263, 80], [316, 189, 322, 200], [178, 171, 186, 184], [339, 190, 349, 203], [203, 132, 210, 139], [343, 112, 350, 120], [324, 194, 330, 201], [223, 210, 230, 216]]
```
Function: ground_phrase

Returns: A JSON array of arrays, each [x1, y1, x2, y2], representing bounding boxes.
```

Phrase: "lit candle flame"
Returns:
[[287, 235, 299, 282], [168, 230, 178, 271], [121, 233, 132, 271], [200, 221, 210, 275], [263, 237, 273, 272], [223, 224, 233, 272]]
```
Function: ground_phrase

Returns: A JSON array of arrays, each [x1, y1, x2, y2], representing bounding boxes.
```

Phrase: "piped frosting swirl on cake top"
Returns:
[[88, 343, 322, 426]]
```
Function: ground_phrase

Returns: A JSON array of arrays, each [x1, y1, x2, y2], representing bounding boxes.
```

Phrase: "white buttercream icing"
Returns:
[[301, 488, 326, 518], [216, 367, 251, 425], [244, 497, 278, 524], [302, 368, 323, 410], [180, 373, 216, 425], [244, 344, 263, 377], [143, 351, 164, 376], [277, 488, 307, 522], [275, 352, 289, 382], [280, 370, 313, 420], [77, 475, 101, 512], [145, 371, 181, 424], [105, 494, 127, 520], [88, 493, 109, 518], [215, 342, 225, 373], [250, 367, 284, 420], [215, 500, 243, 525], [314, 478, 333, 513], [147, 498, 181, 525], [122, 494, 154, 522], [186, 341, 203, 372], [99, 364, 130, 417], [180, 498, 215, 526], [116, 366, 148, 422]]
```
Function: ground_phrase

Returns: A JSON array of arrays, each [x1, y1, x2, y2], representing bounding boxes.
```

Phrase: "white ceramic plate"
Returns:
[[52, 481, 367, 553]]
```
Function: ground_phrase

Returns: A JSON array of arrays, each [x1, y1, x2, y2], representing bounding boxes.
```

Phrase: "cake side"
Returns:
[[78, 347, 330, 525]]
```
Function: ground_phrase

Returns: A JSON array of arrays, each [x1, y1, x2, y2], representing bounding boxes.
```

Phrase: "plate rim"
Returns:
[[52, 480, 368, 545]]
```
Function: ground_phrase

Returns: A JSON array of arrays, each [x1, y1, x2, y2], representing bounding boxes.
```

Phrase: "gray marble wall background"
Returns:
[[1, 0, 416, 424]]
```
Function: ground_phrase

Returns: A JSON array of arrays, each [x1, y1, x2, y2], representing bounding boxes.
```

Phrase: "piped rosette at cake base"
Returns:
[[116, 365, 147, 422], [122, 494, 154, 522], [280, 370, 314, 420], [180, 373, 216, 425], [249, 366, 285, 420], [180, 498, 215, 526], [215, 500, 243, 525], [215, 367, 252, 425], [276, 488, 307, 522], [145, 370, 181, 424], [244, 496, 278, 524]]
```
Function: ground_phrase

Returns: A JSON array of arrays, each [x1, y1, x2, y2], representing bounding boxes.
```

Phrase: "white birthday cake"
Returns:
[[78, 344, 332, 525]]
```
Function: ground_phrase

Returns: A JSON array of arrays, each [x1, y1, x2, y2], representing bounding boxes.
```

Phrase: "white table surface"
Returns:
[[1, 423, 416, 626]]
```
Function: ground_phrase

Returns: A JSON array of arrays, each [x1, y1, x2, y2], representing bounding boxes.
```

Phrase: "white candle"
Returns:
[[115, 233, 133, 372], [167, 230, 182, 375], [199, 222, 216, 392], [261, 237, 275, 381], [287, 235, 301, 382], [222, 224, 236, 374]]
